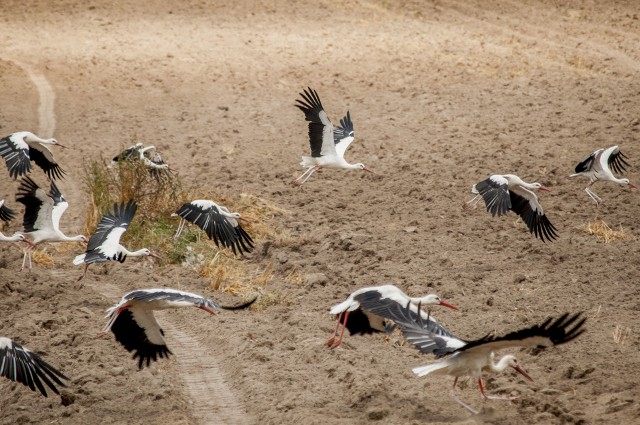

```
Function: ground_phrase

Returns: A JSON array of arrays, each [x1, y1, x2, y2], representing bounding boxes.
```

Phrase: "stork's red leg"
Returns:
[[330, 310, 350, 349], [326, 312, 343, 346], [478, 377, 521, 401], [449, 377, 479, 414]]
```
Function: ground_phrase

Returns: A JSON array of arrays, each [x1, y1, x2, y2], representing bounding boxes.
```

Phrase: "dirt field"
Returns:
[[1, 1, 639, 424]]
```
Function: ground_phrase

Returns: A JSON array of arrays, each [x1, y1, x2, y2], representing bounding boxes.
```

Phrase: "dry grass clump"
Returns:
[[199, 252, 274, 293], [583, 219, 635, 243], [31, 249, 55, 267], [613, 324, 631, 346]]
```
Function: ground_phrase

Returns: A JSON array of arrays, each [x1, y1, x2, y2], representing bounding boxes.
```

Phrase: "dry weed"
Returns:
[[613, 324, 631, 346], [583, 219, 635, 243], [31, 249, 55, 267]]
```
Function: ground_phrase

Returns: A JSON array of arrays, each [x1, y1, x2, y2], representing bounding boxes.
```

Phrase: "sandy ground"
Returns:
[[1, 1, 640, 424]]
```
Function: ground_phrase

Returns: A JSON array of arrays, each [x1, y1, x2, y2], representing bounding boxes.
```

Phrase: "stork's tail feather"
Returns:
[[330, 299, 353, 315], [412, 362, 449, 378], [300, 156, 314, 168], [73, 254, 86, 265]]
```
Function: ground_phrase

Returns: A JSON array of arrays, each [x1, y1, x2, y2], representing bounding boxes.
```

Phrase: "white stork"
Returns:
[[464, 174, 558, 242], [139, 145, 176, 178], [15, 177, 87, 270], [102, 288, 257, 368], [172, 200, 254, 255], [0, 199, 28, 245], [570, 145, 637, 204], [0, 337, 69, 397], [0, 131, 66, 180], [326, 284, 459, 349], [73, 200, 159, 280], [356, 296, 586, 414], [109, 143, 144, 167], [293, 87, 373, 186]]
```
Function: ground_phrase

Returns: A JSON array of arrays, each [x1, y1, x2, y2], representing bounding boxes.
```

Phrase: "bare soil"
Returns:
[[1, 1, 639, 424]]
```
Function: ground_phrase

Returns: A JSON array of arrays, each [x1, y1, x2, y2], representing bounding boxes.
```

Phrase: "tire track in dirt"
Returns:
[[7, 57, 249, 425]]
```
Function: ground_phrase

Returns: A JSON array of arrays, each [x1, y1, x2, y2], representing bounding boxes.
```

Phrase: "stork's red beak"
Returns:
[[628, 182, 638, 190], [149, 252, 162, 260], [199, 305, 218, 315], [363, 166, 375, 174], [513, 364, 534, 381], [238, 216, 251, 223], [56, 142, 67, 148], [539, 185, 551, 192], [439, 300, 460, 311]]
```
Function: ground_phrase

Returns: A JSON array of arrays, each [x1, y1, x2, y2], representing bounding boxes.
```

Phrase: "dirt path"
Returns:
[[9, 57, 249, 425]]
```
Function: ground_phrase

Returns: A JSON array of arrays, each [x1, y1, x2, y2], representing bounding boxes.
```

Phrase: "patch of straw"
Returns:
[[613, 324, 631, 346], [31, 249, 55, 267], [583, 219, 635, 243]]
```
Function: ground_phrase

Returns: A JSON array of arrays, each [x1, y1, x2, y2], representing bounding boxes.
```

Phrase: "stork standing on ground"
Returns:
[[15, 177, 87, 271], [570, 145, 637, 204], [173, 200, 254, 255], [0, 337, 69, 397], [326, 284, 459, 349], [356, 296, 586, 414], [464, 174, 558, 242], [0, 199, 28, 245], [102, 288, 257, 368], [0, 131, 66, 180], [293, 87, 373, 186], [73, 200, 159, 280]]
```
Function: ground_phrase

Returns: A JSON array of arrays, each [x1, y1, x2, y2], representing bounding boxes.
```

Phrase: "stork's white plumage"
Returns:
[[172, 200, 254, 255], [570, 145, 637, 204], [102, 288, 256, 368], [139, 145, 176, 178], [0, 199, 28, 244], [464, 174, 558, 242], [356, 296, 586, 414], [0, 131, 66, 180], [15, 177, 86, 270], [293, 87, 373, 186], [74, 200, 159, 280], [326, 284, 459, 349], [0, 337, 69, 397]]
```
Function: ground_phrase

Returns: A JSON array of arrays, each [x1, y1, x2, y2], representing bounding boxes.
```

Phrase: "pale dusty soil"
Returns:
[[1, 1, 640, 424]]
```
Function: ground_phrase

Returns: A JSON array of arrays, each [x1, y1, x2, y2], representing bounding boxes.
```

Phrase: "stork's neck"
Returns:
[[60, 234, 86, 243], [0, 233, 23, 242], [490, 355, 513, 373], [23, 132, 55, 144], [121, 247, 149, 257]]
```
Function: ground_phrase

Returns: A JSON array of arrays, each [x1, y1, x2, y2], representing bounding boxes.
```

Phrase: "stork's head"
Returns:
[[502, 355, 533, 381], [355, 163, 375, 173], [74, 235, 88, 244], [621, 178, 638, 189], [416, 294, 459, 311], [530, 182, 551, 192]]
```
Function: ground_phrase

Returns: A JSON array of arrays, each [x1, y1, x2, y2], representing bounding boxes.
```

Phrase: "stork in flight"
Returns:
[[0, 131, 66, 180], [74, 200, 160, 280], [0, 199, 29, 245], [102, 288, 257, 368], [326, 284, 459, 348], [110, 143, 175, 178], [173, 200, 253, 255], [0, 337, 69, 397], [356, 296, 586, 414], [464, 174, 558, 242], [15, 177, 87, 270], [570, 145, 637, 204], [293, 87, 373, 186]]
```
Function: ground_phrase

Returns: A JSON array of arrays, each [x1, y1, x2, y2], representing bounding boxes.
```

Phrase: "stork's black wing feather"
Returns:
[[459, 312, 586, 354], [295, 87, 329, 158], [0, 338, 69, 397], [0, 203, 15, 223], [474, 177, 511, 217], [83, 200, 137, 263], [509, 192, 558, 242], [0, 135, 31, 179], [15, 176, 45, 232], [110, 310, 171, 369], [29, 144, 66, 180], [574, 152, 596, 174], [608, 149, 630, 175], [333, 111, 354, 144]]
